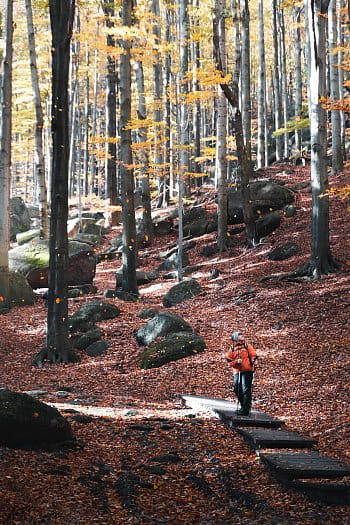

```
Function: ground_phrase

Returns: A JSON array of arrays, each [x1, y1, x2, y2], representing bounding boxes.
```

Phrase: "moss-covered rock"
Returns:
[[8, 271, 37, 307], [68, 300, 120, 332], [9, 240, 96, 288], [140, 332, 206, 369], [136, 311, 193, 346]]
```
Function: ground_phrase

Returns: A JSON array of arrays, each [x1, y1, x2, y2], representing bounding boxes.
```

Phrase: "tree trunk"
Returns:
[[294, 5, 302, 155], [118, 0, 138, 297], [328, 0, 343, 174], [135, 61, 154, 244], [304, 0, 338, 278], [271, 0, 283, 161], [240, 0, 251, 160], [0, 0, 13, 311], [25, 0, 49, 239], [278, 7, 289, 159], [103, 0, 118, 222], [34, 0, 78, 366], [214, 0, 228, 252], [257, 0, 267, 169]]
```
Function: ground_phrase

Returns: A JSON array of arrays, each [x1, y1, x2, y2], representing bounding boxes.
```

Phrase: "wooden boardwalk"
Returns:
[[180, 394, 350, 505]]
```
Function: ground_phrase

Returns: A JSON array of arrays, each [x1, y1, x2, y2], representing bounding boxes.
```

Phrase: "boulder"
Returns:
[[183, 207, 209, 225], [0, 388, 74, 448], [79, 218, 102, 236], [153, 217, 173, 236], [85, 340, 110, 357], [9, 240, 96, 289], [256, 212, 281, 239], [157, 251, 189, 272], [136, 307, 159, 319], [74, 233, 105, 246], [116, 270, 159, 287], [10, 197, 31, 241], [136, 311, 193, 346], [163, 278, 202, 307], [73, 327, 102, 350], [8, 271, 37, 307], [268, 242, 299, 261], [227, 181, 294, 223], [16, 229, 40, 245], [68, 300, 120, 332], [284, 205, 297, 218], [140, 332, 206, 369]]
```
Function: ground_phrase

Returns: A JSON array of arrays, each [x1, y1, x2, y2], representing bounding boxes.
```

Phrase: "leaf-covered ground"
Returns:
[[1, 165, 350, 524]]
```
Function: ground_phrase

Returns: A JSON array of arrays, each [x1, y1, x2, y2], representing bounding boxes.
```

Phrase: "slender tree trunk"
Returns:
[[294, 5, 302, 155], [240, 0, 251, 160], [89, 50, 98, 195], [304, 0, 338, 278], [118, 0, 138, 297], [214, 0, 228, 252], [278, 8, 289, 159], [257, 0, 267, 169], [192, 0, 202, 178], [135, 61, 154, 244], [83, 45, 90, 196], [272, 0, 283, 160], [103, 0, 118, 221], [34, 0, 79, 365], [0, 0, 13, 311], [25, 0, 49, 239], [164, 5, 173, 201], [328, 0, 343, 173]]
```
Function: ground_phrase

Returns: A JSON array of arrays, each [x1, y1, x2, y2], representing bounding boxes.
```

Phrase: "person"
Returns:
[[224, 331, 258, 416]]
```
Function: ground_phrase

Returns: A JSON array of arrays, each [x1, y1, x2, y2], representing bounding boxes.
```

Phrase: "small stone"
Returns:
[[55, 391, 70, 398], [23, 390, 48, 397], [123, 409, 138, 417]]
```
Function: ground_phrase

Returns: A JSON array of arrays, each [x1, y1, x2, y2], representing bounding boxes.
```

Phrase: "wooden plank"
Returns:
[[289, 479, 350, 505], [215, 408, 282, 428], [237, 428, 316, 449], [260, 452, 350, 480]]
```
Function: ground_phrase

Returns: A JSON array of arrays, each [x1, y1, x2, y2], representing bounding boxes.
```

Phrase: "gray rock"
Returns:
[[9, 240, 96, 289], [10, 197, 31, 241], [136, 308, 159, 319], [8, 271, 37, 307], [116, 270, 159, 287], [163, 278, 202, 307], [284, 205, 297, 218], [85, 340, 110, 357], [0, 388, 74, 448], [256, 212, 281, 239], [74, 233, 105, 246], [153, 217, 173, 236], [23, 390, 48, 397], [268, 242, 299, 261], [228, 181, 294, 223], [140, 332, 206, 369], [16, 229, 40, 245], [73, 327, 102, 350], [68, 301, 120, 331], [136, 311, 193, 346]]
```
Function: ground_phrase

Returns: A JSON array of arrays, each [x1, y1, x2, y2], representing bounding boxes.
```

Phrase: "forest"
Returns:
[[0, 0, 349, 523]]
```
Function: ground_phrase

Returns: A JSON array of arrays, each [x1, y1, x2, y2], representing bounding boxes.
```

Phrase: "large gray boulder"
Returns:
[[136, 311, 193, 346], [228, 181, 294, 223], [140, 332, 206, 369], [0, 388, 74, 448], [8, 271, 37, 307], [10, 197, 31, 241], [268, 241, 299, 261], [256, 212, 281, 239], [9, 240, 96, 289], [163, 278, 202, 307], [116, 270, 159, 287], [68, 300, 120, 332]]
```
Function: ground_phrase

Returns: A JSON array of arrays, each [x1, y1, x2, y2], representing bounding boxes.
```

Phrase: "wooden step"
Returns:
[[215, 408, 282, 428], [237, 428, 316, 450], [289, 479, 350, 505], [259, 451, 350, 481]]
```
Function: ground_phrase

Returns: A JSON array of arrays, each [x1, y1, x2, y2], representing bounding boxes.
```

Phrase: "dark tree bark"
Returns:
[[34, 0, 79, 366], [118, 0, 138, 297], [103, 0, 119, 223], [213, 21, 258, 247]]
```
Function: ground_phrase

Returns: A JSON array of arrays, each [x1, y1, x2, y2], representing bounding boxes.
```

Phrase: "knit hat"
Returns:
[[231, 331, 240, 341]]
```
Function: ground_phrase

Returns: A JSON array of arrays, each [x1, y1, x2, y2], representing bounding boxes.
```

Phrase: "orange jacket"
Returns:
[[225, 340, 257, 374]]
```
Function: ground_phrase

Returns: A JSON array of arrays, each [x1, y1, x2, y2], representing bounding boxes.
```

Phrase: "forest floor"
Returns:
[[0, 163, 350, 525]]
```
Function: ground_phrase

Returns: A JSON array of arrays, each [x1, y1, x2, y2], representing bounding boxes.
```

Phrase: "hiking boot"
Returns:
[[237, 409, 250, 416]]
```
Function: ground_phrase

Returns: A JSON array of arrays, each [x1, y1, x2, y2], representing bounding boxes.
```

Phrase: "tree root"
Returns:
[[33, 346, 81, 367], [261, 257, 341, 283]]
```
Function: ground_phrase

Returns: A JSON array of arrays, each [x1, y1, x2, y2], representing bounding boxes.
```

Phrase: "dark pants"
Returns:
[[233, 371, 254, 413]]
